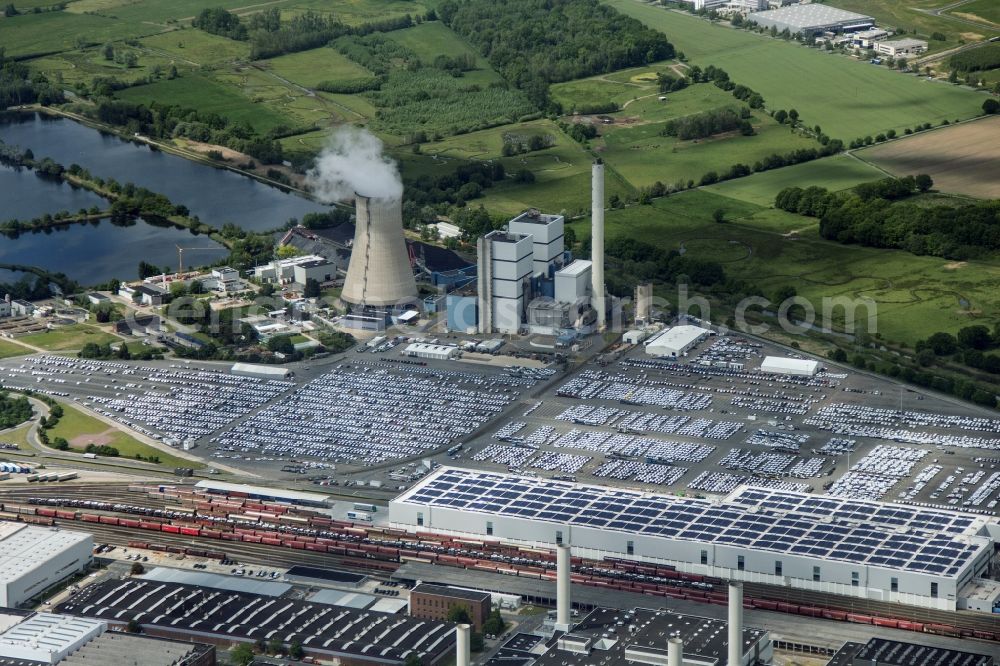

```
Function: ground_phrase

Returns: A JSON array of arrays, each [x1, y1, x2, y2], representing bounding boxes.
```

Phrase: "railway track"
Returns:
[[746, 581, 1000, 637], [63, 520, 394, 577], [8, 484, 1000, 639]]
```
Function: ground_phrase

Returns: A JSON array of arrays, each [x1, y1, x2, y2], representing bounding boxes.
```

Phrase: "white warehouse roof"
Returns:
[[402, 343, 459, 359], [0, 524, 92, 589], [760, 356, 820, 376], [194, 480, 330, 505], [231, 362, 293, 379], [644, 325, 711, 356], [0, 613, 105, 664]]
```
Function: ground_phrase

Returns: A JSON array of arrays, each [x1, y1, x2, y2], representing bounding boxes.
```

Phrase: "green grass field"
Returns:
[[29, 46, 177, 88], [568, 190, 1000, 343], [605, 1, 986, 139], [262, 47, 373, 89], [0, 340, 28, 359], [393, 119, 634, 216], [66, 0, 254, 24], [953, 0, 1000, 26], [47, 403, 201, 468], [386, 22, 501, 86], [117, 73, 292, 133], [831, 0, 999, 44], [0, 423, 33, 450], [598, 112, 819, 189], [282, 0, 430, 27], [550, 60, 679, 111], [704, 154, 887, 206], [19, 325, 121, 352], [140, 28, 251, 67], [0, 10, 165, 57]]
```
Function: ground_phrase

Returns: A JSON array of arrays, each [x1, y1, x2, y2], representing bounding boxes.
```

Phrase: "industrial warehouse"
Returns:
[[0, 523, 92, 608], [390, 467, 996, 611], [749, 4, 875, 35]]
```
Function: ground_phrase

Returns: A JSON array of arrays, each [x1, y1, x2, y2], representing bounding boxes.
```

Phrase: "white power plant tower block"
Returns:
[[555, 544, 572, 631], [456, 623, 471, 666], [728, 581, 743, 666], [341, 194, 418, 308], [591, 160, 606, 329], [667, 637, 683, 666]]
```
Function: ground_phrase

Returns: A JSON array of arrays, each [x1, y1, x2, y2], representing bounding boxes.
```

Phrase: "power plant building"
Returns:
[[477, 230, 534, 335], [554, 260, 592, 305], [0, 522, 93, 608], [390, 468, 996, 611], [507, 210, 566, 277]]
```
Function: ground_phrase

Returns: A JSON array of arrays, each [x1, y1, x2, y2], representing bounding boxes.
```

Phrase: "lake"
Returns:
[[0, 162, 107, 220], [0, 112, 328, 233], [0, 219, 227, 286]]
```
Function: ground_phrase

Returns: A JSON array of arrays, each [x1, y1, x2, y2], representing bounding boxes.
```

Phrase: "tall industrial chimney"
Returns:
[[591, 160, 606, 330], [667, 637, 683, 666], [555, 544, 572, 631], [728, 581, 743, 666], [341, 195, 418, 308], [456, 623, 471, 666]]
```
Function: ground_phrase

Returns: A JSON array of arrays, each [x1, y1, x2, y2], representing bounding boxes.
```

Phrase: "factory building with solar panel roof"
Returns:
[[389, 467, 998, 611]]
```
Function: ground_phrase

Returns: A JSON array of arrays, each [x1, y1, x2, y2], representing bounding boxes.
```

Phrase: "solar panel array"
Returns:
[[402, 468, 986, 578]]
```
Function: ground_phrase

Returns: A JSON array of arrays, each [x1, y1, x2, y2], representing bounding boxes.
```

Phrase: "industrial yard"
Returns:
[[4, 325, 1000, 517]]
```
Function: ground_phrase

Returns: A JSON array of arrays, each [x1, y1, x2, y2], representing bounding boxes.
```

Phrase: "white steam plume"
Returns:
[[306, 126, 402, 202]]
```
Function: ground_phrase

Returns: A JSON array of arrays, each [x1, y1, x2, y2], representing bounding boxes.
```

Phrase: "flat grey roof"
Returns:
[[56, 579, 455, 663], [140, 567, 291, 597], [412, 584, 491, 602], [751, 3, 873, 28], [533, 607, 766, 666]]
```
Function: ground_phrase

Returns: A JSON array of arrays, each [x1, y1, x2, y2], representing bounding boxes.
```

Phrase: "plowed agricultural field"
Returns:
[[857, 116, 1000, 199]]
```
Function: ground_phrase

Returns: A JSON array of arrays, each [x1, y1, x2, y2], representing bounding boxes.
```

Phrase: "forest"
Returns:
[[439, 0, 674, 108], [0, 48, 63, 110], [775, 176, 1000, 260]]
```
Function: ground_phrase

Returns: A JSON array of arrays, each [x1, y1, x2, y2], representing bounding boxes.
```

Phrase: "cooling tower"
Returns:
[[341, 195, 418, 307]]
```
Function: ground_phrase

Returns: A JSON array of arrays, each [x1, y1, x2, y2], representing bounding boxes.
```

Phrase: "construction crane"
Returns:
[[176, 245, 228, 274]]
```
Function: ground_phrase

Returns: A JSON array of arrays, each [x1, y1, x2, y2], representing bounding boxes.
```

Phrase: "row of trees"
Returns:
[[192, 6, 418, 60], [440, 0, 674, 110], [915, 325, 1000, 377], [830, 345, 998, 408]]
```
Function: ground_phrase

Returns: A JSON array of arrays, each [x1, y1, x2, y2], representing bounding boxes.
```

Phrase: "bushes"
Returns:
[[368, 69, 535, 137], [662, 107, 750, 140], [192, 8, 248, 41]]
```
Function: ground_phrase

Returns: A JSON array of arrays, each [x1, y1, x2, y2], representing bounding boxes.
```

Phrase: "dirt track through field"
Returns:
[[856, 115, 1000, 199]]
